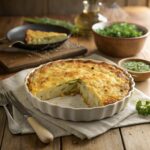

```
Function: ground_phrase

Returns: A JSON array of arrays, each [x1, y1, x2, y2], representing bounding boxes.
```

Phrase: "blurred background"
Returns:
[[0, 0, 149, 16]]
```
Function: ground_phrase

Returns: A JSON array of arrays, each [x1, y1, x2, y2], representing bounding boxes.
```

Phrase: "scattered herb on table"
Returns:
[[136, 100, 150, 116], [23, 17, 81, 36], [96, 23, 143, 38], [123, 61, 150, 72]]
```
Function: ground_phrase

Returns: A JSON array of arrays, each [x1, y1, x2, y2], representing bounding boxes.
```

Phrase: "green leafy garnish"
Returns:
[[23, 17, 81, 35], [136, 100, 150, 116], [123, 61, 150, 72], [96, 23, 143, 38]]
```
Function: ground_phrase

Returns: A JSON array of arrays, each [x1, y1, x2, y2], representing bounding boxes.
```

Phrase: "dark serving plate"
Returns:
[[3, 24, 71, 51]]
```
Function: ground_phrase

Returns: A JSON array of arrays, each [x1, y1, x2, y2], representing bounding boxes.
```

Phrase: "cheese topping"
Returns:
[[27, 60, 131, 107]]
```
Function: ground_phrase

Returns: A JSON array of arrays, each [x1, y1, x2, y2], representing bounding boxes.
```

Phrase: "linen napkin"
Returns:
[[0, 54, 150, 139]]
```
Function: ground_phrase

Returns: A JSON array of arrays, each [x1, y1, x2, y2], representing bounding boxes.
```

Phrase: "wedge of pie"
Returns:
[[25, 29, 68, 45], [26, 59, 131, 107]]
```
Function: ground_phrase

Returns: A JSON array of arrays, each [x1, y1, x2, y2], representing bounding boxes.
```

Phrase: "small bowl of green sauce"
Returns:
[[118, 58, 150, 81]]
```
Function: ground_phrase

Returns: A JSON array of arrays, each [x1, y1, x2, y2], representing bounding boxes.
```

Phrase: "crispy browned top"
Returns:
[[27, 59, 131, 105]]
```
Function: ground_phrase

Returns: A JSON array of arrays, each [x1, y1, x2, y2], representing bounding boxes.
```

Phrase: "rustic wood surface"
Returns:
[[127, 0, 147, 6], [62, 129, 124, 150], [0, 6, 150, 150], [0, 0, 149, 16], [0, 42, 87, 72]]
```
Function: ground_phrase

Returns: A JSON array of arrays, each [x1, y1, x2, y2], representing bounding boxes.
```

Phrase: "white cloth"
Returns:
[[0, 54, 150, 139]]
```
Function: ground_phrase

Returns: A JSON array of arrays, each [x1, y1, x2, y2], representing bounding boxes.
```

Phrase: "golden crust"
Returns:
[[27, 59, 131, 107], [25, 29, 67, 44]]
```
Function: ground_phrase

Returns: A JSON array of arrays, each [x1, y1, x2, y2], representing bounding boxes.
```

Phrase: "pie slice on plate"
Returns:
[[25, 29, 68, 45]]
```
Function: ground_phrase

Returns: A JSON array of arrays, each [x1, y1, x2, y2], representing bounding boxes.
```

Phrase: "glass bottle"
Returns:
[[74, 0, 107, 35]]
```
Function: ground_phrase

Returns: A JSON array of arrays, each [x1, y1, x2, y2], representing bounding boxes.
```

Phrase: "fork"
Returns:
[[0, 88, 21, 134], [2, 90, 54, 143]]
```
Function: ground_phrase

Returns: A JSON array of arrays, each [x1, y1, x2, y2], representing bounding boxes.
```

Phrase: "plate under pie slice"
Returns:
[[25, 29, 68, 45]]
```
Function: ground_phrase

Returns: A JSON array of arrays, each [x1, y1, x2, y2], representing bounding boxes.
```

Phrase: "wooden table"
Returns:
[[0, 6, 150, 150]]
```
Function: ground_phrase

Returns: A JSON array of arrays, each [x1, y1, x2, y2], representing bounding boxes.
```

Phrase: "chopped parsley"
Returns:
[[96, 23, 143, 38], [123, 61, 150, 72]]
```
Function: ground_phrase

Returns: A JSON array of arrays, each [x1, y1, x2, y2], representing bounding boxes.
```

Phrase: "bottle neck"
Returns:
[[83, 0, 101, 14]]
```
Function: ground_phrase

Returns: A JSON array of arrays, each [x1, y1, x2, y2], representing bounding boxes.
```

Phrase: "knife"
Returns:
[[5, 91, 54, 143]]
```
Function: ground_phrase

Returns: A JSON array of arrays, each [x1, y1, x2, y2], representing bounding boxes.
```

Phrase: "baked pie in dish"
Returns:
[[25, 59, 135, 121]]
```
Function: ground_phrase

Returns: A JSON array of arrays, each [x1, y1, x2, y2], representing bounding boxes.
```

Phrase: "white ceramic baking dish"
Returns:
[[24, 59, 135, 121]]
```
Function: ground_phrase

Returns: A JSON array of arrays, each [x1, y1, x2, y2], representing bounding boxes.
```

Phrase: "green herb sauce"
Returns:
[[123, 61, 150, 72], [96, 23, 143, 38]]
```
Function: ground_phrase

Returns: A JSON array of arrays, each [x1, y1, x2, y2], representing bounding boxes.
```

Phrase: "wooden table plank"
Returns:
[[124, 6, 150, 28], [0, 108, 6, 148], [148, 0, 150, 6], [1, 123, 61, 150], [0, 17, 23, 36], [62, 129, 124, 150], [116, 0, 126, 6], [126, 0, 147, 6], [121, 124, 150, 150], [1, 124, 20, 150], [101, 0, 126, 6]]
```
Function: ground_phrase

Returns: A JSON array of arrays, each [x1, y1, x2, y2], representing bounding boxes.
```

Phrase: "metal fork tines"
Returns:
[[3, 91, 54, 143], [0, 89, 21, 134], [4, 91, 30, 118]]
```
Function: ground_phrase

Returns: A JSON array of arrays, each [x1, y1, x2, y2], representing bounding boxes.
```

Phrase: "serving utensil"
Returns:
[[2, 90, 54, 143], [0, 92, 21, 134]]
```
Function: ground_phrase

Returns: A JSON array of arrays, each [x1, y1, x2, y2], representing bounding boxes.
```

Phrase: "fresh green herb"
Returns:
[[96, 23, 143, 38], [23, 17, 81, 35], [123, 61, 150, 72], [136, 100, 150, 116]]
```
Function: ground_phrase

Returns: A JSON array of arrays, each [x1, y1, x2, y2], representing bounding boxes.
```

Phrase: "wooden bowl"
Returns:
[[92, 22, 149, 58], [118, 58, 150, 82]]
